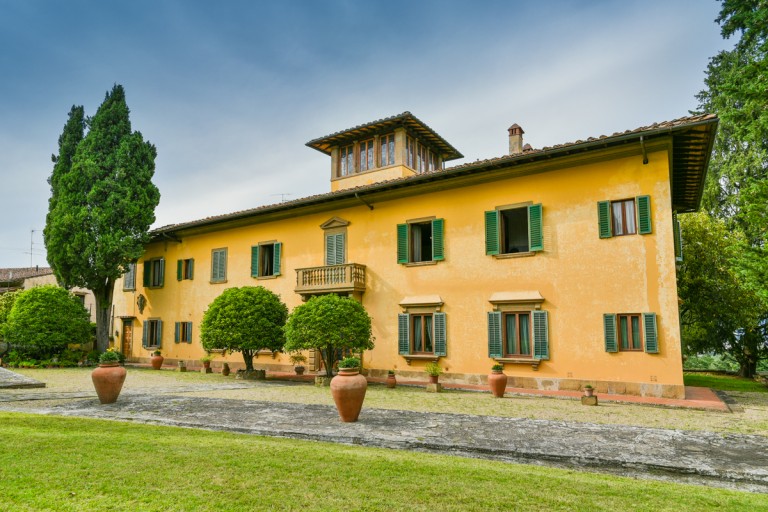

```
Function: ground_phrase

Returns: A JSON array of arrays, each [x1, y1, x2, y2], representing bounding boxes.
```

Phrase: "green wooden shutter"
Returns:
[[251, 246, 259, 277], [673, 212, 682, 262], [598, 201, 612, 238], [186, 322, 193, 343], [637, 195, 652, 234], [177, 260, 183, 281], [533, 310, 549, 360], [485, 210, 499, 255], [174, 322, 180, 343], [143, 262, 150, 287], [528, 204, 543, 252], [158, 258, 165, 287], [156, 320, 163, 348], [325, 234, 334, 265], [273, 242, 282, 276], [487, 311, 502, 358], [398, 313, 410, 355], [142, 321, 148, 348], [335, 234, 345, 264], [397, 224, 408, 264], [604, 314, 618, 352], [188, 259, 194, 280], [434, 312, 447, 356], [432, 218, 445, 261], [643, 313, 658, 353]]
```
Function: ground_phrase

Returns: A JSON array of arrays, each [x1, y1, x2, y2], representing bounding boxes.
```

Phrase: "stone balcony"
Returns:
[[294, 263, 366, 300]]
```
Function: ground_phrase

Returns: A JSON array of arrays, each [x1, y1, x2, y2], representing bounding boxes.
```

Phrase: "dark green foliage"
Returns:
[[200, 287, 288, 371], [284, 294, 373, 377], [44, 85, 160, 352], [688, 1, 768, 377], [1, 286, 90, 359], [0, 290, 20, 344]]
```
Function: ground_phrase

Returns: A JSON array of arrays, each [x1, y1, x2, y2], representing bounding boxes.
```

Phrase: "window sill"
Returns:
[[494, 357, 541, 370], [403, 260, 438, 267], [210, 280, 228, 284], [493, 251, 535, 260], [403, 354, 439, 364], [255, 275, 279, 280]]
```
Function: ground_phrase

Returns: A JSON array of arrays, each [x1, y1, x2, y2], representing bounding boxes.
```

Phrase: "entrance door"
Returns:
[[121, 319, 134, 357]]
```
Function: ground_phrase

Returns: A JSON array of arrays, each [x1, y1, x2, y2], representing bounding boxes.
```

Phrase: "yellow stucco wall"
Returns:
[[113, 144, 684, 398]]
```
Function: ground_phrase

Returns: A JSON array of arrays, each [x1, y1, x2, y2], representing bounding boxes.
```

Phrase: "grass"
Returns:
[[683, 372, 768, 393], [0, 412, 764, 512], [8, 368, 768, 437]]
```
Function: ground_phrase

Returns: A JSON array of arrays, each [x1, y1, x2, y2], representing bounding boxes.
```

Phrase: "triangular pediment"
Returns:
[[320, 217, 350, 230]]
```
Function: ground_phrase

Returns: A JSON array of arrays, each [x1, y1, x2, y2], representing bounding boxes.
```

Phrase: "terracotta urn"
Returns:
[[222, 363, 231, 376], [150, 354, 164, 370], [584, 386, 595, 397], [91, 363, 127, 404], [386, 373, 397, 389], [428, 375, 439, 384], [488, 369, 508, 398], [203, 361, 211, 369], [330, 368, 368, 422]]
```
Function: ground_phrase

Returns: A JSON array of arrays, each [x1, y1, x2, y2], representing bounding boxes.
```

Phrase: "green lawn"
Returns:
[[684, 372, 768, 393], [0, 412, 763, 511]]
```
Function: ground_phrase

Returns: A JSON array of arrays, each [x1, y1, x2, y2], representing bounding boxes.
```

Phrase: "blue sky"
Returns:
[[0, 0, 730, 267]]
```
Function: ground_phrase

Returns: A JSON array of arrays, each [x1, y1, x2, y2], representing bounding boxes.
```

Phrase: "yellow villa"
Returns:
[[111, 111, 718, 398]]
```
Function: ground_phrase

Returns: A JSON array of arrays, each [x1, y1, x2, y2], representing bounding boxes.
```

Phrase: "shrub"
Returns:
[[2, 286, 90, 360], [200, 286, 288, 371], [339, 356, 360, 369], [99, 350, 121, 364], [284, 294, 373, 377], [425, 362, 443, 377]]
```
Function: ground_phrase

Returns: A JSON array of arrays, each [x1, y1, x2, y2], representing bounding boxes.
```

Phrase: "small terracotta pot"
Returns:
[[295, 366, 305, 375], [222, 363, 230, 377], [488, 370, 508, 398], [91, 363, 127, 404], [330, 368, 368, 422], [203, 361, 211, 369], [584, 387, 595, 397], [150, 355, 164, 370], [386, 374, 397, 389], [428, 375, 439, 384]]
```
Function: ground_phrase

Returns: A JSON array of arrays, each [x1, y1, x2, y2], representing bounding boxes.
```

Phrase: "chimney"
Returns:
[[508, 123, 525, 155]]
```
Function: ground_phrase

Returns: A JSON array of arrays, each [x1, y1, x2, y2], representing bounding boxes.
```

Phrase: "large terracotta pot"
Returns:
[[91, 363, 127, 404], [330, 368, 368, 422], [386, 374, 397, 389], [150, 354, 164, 370], [488, 370, 508, 398]]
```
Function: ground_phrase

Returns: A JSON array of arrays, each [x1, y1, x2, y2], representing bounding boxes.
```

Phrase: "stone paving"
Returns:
[[0, 367, 45, 389], [1, 382, 766, 494]]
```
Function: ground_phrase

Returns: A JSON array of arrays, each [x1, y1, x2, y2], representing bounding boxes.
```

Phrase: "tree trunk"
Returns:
[[242, 350, 254, 371], [738, 359, 757, 379], [92, 281, 114, 353], [321, 346, 335, 377]]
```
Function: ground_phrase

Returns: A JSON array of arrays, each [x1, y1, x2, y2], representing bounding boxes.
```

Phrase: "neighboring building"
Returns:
[[112, 111, 718, 398], [0, 267, 97, 323]]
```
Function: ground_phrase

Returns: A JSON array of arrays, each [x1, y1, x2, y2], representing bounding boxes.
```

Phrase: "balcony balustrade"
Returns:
[[295, 263, 366, 299]]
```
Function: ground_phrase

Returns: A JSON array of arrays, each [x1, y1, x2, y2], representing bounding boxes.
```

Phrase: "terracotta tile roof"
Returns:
[[153, 113, 717, 236], [0, 267, 53, 288]]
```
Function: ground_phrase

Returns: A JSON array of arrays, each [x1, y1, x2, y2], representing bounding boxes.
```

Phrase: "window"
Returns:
[[142, 319, 163, 348], [398, 312, 447, 357], [340, 144, 354, 176], [123, 263, 136, 291], [143, 258, 165, 288], [176, 258, 194, 281], [325, 233, 345, 265], [485, 204, 543, 256], [359, 139, 374, 172], [380, 133, 395, 166], [251, 242, 282, 278], [174, 321, 192, 344], [406, 136, 415, 168], [598, 196, 652, 238], [397, 219, 444, 264], [603, 313, 658, 354], [488, 310, 549, 360], [211, 248, 227, 282]]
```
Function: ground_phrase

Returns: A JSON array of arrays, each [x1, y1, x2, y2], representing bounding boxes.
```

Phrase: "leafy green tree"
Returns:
[[0, 290, 20, 357], [688, 0, 768, 376], [677, 213, 766, 376], [1, 286, 90, 358], [44, 85, 159, 352], [200, 287, 288, 371], [284, 294, 373, 377]]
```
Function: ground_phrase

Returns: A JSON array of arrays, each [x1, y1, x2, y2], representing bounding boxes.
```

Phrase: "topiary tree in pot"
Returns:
[[284, 294, 374, 377], [200, 286, 288, 371]]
